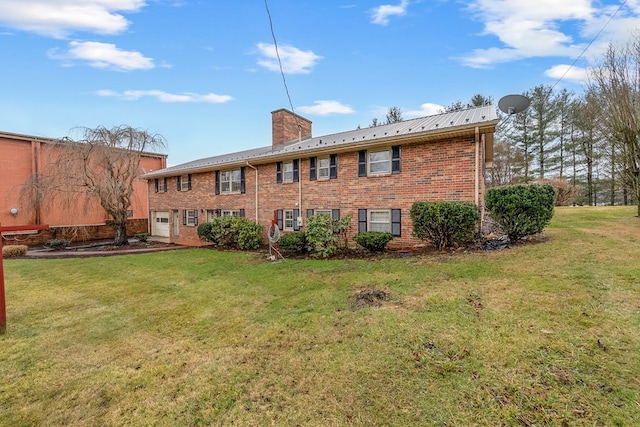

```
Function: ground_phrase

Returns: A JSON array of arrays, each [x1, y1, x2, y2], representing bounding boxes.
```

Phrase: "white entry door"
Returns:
[[153, 211, 170, 237]]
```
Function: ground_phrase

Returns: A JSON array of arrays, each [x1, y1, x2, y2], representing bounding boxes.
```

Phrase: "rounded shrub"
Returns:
[[354, 231, 393, 253], [485, 184, 555, 243], [410, 201, 479, 249], [305, 213, 338, 258], [207, 216, 263, 250], [45, 239, 71, 250], [278, 231, 307, 254], [197, 222, 213, 241], [2, 245, 28, 258]]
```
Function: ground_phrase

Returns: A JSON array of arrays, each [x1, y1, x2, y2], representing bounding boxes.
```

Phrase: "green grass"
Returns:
[[1, 206, 639, 426]]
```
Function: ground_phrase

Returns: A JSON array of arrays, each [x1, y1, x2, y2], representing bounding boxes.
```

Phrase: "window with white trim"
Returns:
[[178, 174, 192, 191], [155, 178, 167, 193], [222, 210, 241, 217], [318, 157, 330, 179], [220, 169, 242, 194], [283, 161, 294, 182], [284, 209, 295, 230], [183, 209, 198, 226], [369, 210, 391, 232], [368, 150, 391, 174]]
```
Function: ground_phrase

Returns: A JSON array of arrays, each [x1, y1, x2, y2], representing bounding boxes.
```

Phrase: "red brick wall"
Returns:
[[148, 135, 486, 248], [271, 109, 312, 146]]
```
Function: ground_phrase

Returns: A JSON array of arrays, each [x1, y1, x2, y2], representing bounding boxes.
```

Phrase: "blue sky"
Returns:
[[1, 0, 639, 166]]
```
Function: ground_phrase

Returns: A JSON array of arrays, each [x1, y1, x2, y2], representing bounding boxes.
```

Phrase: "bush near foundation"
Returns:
[[2, 245, 28, 258], [278, 232, 307, 254], [354, 231, 394, 253], [410, 201, 479, 249], [485, 184, 555, 243], [45, 239, 71, 250], [202, 216, 264, 250]]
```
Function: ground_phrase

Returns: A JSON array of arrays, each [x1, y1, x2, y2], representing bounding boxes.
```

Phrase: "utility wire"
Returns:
[[264, 0, 297, 117], [550, 0, 628, 92]]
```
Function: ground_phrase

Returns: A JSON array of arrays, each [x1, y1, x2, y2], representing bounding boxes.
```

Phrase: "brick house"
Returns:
[[143, 106, 498, 248], [0, 131, 167, 244]]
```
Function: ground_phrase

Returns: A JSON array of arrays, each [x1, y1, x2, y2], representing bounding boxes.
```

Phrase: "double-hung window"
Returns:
[[358, 208, 401, 236], [310, 154, 337, 180], [276, 208, 300, 231], [155, 178, 167, 193], [276, 160, 299, 183], [318, 157, 331, 179], [220, 169, 241, 193], [358, 146, 401, 177], [183, 209, 198, 226], [177, 174, 192, 191]]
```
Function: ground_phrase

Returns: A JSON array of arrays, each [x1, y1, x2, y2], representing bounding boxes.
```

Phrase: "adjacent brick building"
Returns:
[[0, 131, 167, 245], [143, 106, 498, 248]]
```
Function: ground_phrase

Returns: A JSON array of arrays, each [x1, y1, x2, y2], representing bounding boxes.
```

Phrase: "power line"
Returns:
[[550, 0, 628, 92], [264, 0, 297, 117]]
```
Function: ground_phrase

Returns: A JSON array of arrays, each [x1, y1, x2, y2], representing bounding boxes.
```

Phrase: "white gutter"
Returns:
[[245, 162, 259, 221], [475, 126, 480, 207]]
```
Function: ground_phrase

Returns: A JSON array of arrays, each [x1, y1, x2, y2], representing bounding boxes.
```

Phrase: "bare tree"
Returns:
[[385, 106, 403, 124], [589, 38, 640, 215], [29, 126, 166, 245]]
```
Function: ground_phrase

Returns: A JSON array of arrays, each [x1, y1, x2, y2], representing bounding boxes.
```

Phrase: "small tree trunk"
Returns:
[[113, 223, 128, 246]]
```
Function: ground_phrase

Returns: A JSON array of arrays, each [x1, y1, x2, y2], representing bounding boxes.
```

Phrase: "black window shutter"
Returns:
[[358, 209, 367, 233], [187, 174, 192, 190], [293, 159, 299, 182], [239, 209, 245, 217], [194, 209, 198, 226], [306, 209, 314, 218], [163, 178, 167, 191], [277, 209, 283, 230], [240, 167, 246, 194], [392, 145, 401, 174], [293, 208, 300, 231], [309, 157, 317, 181], [276, 162, 282, 183], [215, 209, 221, 217], [155, 179, 159, 193], [332, 209, 340, 221], [177, 175, 182, 191], [215, 171, 220, 195], [182, 209, 187, 225], [358, 150, 367, 177], [330, 154, 338, 179], [391, 209, 401, 236]]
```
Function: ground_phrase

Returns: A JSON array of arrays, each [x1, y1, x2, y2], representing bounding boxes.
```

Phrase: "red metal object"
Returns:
[[0, 223, 49, 334]]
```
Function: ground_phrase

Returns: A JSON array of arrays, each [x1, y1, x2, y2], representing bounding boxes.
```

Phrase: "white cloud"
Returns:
[[298, 100, 355, 115], [48, 41, 154, 71], [405, 103, 445, 118], [371, 0, 409, 25], [96, 89, 233, 103], [0, 0, 145, 38], [544, 64, 589, 84], [458, 0, 640, 68], [256, 43, 322, 74]]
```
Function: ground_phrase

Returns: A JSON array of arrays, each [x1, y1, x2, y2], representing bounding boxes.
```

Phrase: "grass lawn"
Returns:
[[1, 206, 639, 426]]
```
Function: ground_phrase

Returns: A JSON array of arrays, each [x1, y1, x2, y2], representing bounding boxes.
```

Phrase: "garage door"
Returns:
[[153, 211, 170, 237]]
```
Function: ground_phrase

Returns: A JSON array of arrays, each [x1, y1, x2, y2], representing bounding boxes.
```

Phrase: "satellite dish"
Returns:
[[498, 94, 531, 115]]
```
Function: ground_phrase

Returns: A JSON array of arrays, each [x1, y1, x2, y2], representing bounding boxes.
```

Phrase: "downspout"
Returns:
[[246, 162, 259, 222], [475, 127, 479, 207], [297, 125, 303, 229]]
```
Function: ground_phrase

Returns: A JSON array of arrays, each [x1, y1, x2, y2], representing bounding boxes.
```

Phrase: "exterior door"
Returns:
[[172, 210, 180, 237], [153, 211, 170, 237]]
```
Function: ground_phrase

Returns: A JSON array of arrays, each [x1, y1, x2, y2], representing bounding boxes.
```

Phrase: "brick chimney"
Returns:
[[271, 109, 312, 146]]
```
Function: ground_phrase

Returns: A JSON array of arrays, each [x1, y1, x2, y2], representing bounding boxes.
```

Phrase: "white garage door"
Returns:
[[153, 211, 170, 237]]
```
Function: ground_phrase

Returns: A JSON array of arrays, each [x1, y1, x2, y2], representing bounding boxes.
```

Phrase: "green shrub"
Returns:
[[207, 216, 263, 250], [2, 245, 28, 258], [134, 233, 149, 242], [305, 213, 338, 258], [410, 201, 479, 249], [278, 231, 307, 253], [354, 231, 393, 252], [197, 222, 213, 241], [485, 184, 555, 242], [236, 221, 264, 250], [45, 239, 71, 250]]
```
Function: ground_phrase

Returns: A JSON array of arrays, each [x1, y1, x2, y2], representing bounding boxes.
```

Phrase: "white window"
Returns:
[[222, 210, 241, 217], [179, 174, 191, 191], [186, 210, 197, 226], [368, 149, 391, 174], [220, 169, 242, 194], [156, 178, 166, 193], [318, 157, 330, 179], [283, 161, 294, 182], [315, 209, 332, 217], [369, 210, 391, 233], [284, 210, 295, 230]]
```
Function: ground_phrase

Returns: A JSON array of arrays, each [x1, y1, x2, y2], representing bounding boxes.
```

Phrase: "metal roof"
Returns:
[[142, 105, 498, 178]]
